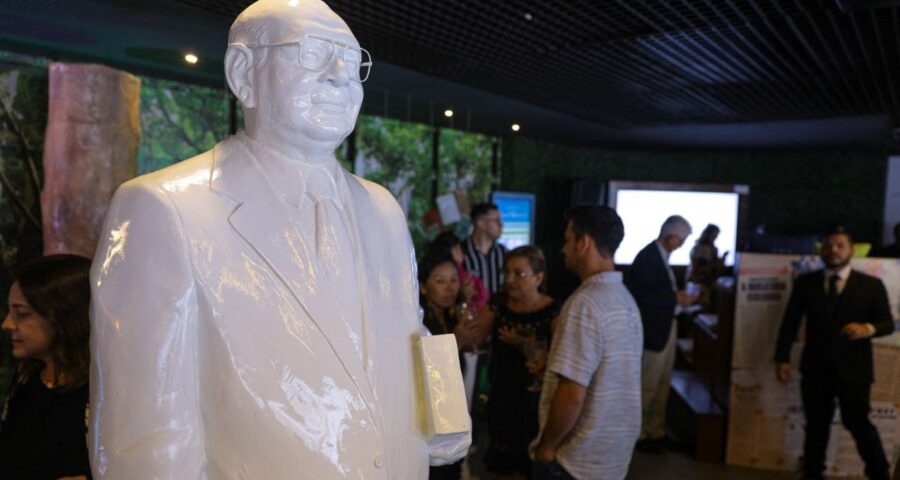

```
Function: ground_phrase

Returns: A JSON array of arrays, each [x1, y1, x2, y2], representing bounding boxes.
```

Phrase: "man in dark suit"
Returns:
[[626, 215, 697, 453], [775, 227, 894, 480]]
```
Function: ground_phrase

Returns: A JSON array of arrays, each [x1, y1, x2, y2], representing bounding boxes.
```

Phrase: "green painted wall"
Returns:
[[500, 136, 889, 296]]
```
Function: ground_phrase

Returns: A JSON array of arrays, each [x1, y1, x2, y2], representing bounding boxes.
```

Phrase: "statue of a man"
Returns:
[[89, 0, 470, 477]]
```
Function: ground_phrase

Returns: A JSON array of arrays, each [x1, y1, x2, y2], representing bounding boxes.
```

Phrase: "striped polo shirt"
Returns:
[[462, 236, 507, 295], [534, 271, 643, 479]]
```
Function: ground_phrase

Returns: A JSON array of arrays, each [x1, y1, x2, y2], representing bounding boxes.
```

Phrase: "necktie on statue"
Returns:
[[304, 168, 347, 261], [301, 167, 365, 364]]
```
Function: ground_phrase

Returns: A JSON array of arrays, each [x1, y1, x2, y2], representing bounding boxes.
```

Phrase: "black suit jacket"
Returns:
[[774, 269, 894, 383], [626, 241, 677, 351]]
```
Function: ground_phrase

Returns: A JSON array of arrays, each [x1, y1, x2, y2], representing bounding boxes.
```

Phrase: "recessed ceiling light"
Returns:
[[444, 109, 454, 118], [524, 12, 533, 21], [511, 123, 521, 132], [184, 53, 199, 64]]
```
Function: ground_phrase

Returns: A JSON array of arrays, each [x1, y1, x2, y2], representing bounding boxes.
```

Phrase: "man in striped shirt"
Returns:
[[463, 203, 508, 295], [532, 205, 643, 480]]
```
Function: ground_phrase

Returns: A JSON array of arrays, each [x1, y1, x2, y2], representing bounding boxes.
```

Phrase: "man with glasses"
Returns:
[[89, 1, 469, 478], [463, 203, 508, 296]]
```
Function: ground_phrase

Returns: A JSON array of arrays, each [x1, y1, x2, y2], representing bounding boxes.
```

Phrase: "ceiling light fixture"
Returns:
[[444, 109, 454, 118], [184, 53, 199, 64], [524, 13, 533, 21]]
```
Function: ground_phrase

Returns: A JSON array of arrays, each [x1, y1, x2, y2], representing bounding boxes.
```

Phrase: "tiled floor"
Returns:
[[462, 426, 798, 480], [463, 447, 797, 480], [463, 398, 799, 480], [626, 449, 797, 480]]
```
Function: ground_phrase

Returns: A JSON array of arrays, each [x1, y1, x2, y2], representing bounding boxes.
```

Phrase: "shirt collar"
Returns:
[[655, 240, 670, 263], [584, 270, 623, 285], [824, 263, 852, 281], [466, 235, 497, 255], [237, 132, 346, 210]]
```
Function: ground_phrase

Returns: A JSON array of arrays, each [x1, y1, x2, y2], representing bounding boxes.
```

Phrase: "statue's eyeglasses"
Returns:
[[244, 34, 372, 83]]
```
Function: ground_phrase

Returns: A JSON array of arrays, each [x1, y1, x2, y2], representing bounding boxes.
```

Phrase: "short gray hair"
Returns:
[[659, 215, 692, 239]]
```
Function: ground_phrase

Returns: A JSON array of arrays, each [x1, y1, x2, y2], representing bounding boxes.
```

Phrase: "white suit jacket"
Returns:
[[89, 133, 467, 479]]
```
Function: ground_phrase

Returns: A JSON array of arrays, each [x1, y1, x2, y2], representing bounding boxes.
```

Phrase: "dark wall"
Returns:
[[499, 136, 889, 298]]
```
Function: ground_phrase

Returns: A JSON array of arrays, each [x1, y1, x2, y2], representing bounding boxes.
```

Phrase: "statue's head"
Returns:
[[225, 0, 367, 154]]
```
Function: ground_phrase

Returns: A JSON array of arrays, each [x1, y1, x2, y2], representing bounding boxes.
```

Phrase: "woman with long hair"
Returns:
[[0, 254, 92, 479]]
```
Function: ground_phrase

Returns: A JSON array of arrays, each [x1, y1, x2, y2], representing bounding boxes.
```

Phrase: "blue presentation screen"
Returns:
[[493, 192, 535, 250]]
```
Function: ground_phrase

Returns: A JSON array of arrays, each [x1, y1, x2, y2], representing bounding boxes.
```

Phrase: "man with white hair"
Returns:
[[89, 1, 469, 478], [625, 215, 696, 453]]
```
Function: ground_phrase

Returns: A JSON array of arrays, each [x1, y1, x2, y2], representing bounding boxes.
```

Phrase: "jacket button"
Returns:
[[374, 454, 385, 468]]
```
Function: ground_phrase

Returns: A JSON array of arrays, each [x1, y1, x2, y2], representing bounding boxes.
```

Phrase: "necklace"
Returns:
[[40, 369, 56, 389]]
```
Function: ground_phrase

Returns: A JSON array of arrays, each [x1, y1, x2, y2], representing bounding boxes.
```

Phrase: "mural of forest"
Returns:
[[439, 129, 494, 216], [139, 77, 230, 174], [0, 52, 48, 396], [355, 119, 493, 252]]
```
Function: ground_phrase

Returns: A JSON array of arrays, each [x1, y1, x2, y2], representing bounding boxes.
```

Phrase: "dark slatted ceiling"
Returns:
[[167, 0, 900, 129], [2, 0, 899, 147]]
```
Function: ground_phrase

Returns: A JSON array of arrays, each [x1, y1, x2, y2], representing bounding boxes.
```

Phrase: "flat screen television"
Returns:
[[608, 181, 749, 266], [492, 191, 535, 250]]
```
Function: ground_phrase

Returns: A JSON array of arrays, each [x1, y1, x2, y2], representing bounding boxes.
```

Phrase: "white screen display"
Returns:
[[614, 189, 740, 266]]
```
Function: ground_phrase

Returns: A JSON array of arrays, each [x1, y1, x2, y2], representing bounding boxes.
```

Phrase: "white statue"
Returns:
[[88, 0, 471, 477]]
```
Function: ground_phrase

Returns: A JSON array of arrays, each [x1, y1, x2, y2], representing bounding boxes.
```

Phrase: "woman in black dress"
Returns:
[[1, 254, 92, 480], [477, 246, 560, 479]]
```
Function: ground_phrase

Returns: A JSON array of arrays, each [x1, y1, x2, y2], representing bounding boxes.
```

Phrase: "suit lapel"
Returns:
[[835, 270, 862, 322], [812, 270, 827, 301], [841, 270, 861, 298], [651, 242, 675, 291], [209, 137, 380, 428]]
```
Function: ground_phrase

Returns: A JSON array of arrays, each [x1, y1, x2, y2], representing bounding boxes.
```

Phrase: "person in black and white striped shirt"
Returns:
[[463, 203, 508, 296]]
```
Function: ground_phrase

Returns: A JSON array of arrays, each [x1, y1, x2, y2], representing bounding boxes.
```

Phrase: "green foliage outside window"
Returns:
[[139, 77, 229, 174], [0, 53, 49, 404], [0, 56, 46, 266], [354, 117, 496, 256], [438, 128, 494, 220], [354, 116, 435, 254]]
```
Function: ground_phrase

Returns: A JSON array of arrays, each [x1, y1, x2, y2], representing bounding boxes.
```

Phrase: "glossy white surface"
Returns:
[[418, 335, 472, 466], [89, 1, 470, 478]]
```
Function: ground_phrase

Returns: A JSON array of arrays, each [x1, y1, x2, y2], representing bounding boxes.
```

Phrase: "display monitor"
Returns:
[[492, 191, 535, 250], [608, 181, 747, 266]]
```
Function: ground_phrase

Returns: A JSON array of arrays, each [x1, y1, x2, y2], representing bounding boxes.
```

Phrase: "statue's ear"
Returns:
[[225, 44, 255, 109]]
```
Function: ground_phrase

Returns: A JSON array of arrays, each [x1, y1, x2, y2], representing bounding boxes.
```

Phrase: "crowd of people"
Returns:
[[414, 206, 899, 480], [2, 204, 899, 479]]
